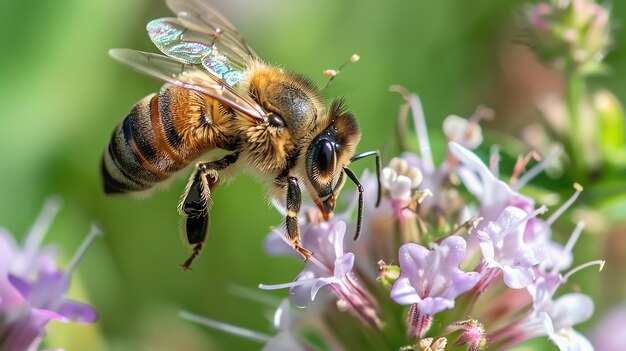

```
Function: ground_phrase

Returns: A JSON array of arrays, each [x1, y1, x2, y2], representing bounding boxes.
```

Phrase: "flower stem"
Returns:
[[565, 73, 586, 177]]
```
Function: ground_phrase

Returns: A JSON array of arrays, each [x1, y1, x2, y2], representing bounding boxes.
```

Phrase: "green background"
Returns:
[[0, 1, 624, 350]]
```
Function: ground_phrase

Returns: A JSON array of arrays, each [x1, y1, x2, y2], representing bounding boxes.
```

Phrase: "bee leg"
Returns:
[[350, 150, 382, 207], [343, 167, 365, 241], [286, 176, 312, 260], [348, 150, 382, 241], [179, 153, 239, 270]]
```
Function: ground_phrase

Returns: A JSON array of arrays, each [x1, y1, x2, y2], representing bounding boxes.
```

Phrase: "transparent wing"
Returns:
[[165, 0, 257, 58], [110, 48, 265, 121], [147, 18, 250, 87]]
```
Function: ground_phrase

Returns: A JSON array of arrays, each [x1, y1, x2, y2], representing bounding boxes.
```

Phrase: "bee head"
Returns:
[[305, 99, 361, 219]]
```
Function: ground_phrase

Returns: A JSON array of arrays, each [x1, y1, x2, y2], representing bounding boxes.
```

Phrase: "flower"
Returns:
[[528, 278, 594, 351], [260, 221, 380, 328], [390, 236, 480, 315], [477, 206, 548, 289], [381, 157, 423, 202], [449, 141, 536, 225], [447, 319, 486, 351], [442, 106, 492, 150], [261, 221, 356, 307], [0, 198, 99, 351]]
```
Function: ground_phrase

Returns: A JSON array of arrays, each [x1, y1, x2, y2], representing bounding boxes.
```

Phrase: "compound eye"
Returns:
[[268, 113, 286, 128], [313, 139, 336, 175]]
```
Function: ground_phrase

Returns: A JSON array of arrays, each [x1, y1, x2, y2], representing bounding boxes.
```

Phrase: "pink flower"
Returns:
[[260, 220, 380, 329], [260, 221, 356, 307], [449, 142, 535, 225], [477, 206, 548, 289], [390, 236, 479, 315]]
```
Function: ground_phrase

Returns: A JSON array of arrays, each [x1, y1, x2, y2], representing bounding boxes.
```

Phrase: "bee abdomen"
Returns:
[[101, 93, 187, 194], [102, 84, 234, 194]]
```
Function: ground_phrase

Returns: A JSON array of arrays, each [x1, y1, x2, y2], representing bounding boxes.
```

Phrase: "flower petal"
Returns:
[[289, 271, 317, 308], [58, 300, 98, 323], [390, 277, 420, 305], [550, 293, 594, 329], [391, 175, 413, 200], [333, 253, 354, 278], [311, 277, 338, 301], [418, 297, 455, 315], [329, 221, 347, 259], [502, 265, 535, 289], [550, 328, 594, 351]]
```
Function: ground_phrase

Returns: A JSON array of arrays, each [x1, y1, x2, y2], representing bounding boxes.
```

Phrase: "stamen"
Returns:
[[390, 86, 434, 172], [452, 217, 483, 236], [515, 145, 563, 190], [561, 260, 605, 282], [510, 151, 541, 187], [179, 310, 272, 343], [548, 220, 585, 275], [66, 223, 102, 276], [500, 205, 548, 238], [258, 279, 312, 291], [22, 196, 62, 265], [546, 183, 583, 226]]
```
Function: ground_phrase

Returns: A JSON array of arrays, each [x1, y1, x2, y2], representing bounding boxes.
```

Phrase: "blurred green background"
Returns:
[[0, 0, 625, 350]]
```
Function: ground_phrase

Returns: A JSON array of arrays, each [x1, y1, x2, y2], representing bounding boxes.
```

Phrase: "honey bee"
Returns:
[[101, 0, 381, 270]]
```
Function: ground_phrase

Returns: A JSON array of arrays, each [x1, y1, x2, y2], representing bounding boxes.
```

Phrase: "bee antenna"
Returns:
[[322, 54, 360, 91]]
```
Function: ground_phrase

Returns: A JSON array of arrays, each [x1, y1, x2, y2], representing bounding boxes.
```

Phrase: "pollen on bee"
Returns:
[[323, 69, 338, 77]]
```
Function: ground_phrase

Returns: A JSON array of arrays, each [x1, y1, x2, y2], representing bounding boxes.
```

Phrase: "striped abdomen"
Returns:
[[101, 84, 235, 194]]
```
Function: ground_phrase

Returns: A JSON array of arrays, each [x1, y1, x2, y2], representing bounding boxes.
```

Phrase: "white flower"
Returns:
[[381, 157, 423, 201]]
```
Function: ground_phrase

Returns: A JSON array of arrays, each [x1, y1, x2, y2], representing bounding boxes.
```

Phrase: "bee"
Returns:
[[101, 0, 381, 270]]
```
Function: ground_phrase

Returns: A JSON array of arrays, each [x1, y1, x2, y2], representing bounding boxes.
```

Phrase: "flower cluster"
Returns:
[[522, 0, 612, 75], [183, 88, 603, 350], [0, 198, 99, 351]]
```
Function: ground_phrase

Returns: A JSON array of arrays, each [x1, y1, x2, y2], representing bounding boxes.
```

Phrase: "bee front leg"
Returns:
[[179, 153, 239, 270], [285, 177, 312, 260]]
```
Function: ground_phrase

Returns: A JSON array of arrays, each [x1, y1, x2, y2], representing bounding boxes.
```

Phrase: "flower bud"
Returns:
[[522, 0, 612, 75]]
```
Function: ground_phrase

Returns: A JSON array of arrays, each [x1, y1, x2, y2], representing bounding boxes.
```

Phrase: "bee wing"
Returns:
[[165, 0, 257, 58], [110, 48, 265, 121], [147, 18, 251, 85]]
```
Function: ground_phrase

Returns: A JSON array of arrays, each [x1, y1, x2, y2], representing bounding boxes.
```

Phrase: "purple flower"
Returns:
[[449, 142, 535, 225], [524, 278, 594, 351], [390, 236, 480, 315], [0, 198, 99, 351], [260, 220, 381, 329], [260, 221, 355, 307], [477, 206, 548, 289]]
